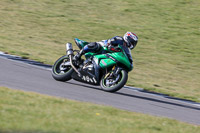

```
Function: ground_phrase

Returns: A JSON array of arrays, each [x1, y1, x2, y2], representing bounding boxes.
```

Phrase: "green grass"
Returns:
[[0, 0, 200, 102], [0, 87, 199, 133]]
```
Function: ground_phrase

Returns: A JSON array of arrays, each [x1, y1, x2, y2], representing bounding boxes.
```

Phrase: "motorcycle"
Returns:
[[52, 38, 133, 92]]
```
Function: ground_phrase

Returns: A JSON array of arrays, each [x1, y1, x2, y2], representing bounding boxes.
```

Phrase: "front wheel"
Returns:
[[100, 69, 128, 92], [52, 55, 74, 81]]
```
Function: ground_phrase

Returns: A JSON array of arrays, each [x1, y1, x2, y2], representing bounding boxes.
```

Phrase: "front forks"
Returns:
[[104, 66, 122, 80]]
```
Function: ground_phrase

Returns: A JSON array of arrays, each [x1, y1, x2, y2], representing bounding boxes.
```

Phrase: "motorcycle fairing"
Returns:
[[71, 60, 100, 85], [71, 39, 133, 85], [93, 52, 133, 71]]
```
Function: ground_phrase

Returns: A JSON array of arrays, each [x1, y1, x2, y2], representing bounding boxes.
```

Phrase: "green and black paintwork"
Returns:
[[72, 38, 133, 85], [52, 38, 133, 92], [74, 38, 133, 71]]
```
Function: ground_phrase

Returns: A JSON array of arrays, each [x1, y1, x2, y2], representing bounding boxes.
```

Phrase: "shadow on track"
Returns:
[[115, 92, 200, 111], [66, 81, 101, 91], [66, 81, 200, 111]]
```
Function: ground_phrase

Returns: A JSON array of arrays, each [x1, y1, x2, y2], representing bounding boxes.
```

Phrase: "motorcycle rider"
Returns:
[[74, 32, 138, 63]]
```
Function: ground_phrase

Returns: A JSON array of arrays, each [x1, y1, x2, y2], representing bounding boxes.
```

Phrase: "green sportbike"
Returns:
[[52, 38, 133, 92]]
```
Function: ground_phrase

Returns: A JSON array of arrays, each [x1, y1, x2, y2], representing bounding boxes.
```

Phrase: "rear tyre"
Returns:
[[52, 55, 74, 81], [100, 69, 128, 92]]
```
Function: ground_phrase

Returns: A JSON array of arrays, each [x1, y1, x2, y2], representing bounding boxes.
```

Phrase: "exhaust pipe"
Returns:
[[66, 43, 73, 56], [66, 43, 81, 76]]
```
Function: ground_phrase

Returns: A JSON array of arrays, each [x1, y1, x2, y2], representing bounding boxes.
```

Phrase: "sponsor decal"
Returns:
[[93, 77, 97, 83], [82, 75, 97, 83]]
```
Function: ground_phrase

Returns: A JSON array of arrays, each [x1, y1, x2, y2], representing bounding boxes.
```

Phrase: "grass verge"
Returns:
[[0, 0, 200, 102], [0, 87, 199, 133]]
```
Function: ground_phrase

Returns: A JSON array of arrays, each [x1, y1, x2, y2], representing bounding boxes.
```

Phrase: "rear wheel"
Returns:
[[100, 69, 128, 92], [52, 55, 74, 81]]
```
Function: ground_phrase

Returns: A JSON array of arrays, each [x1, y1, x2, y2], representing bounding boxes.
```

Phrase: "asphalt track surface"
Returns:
[[0, 53, 200, 125]]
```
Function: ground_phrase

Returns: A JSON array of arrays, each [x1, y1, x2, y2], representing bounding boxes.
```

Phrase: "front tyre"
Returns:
[[100, 69, 128, 92], [52, 55, 74, 81]]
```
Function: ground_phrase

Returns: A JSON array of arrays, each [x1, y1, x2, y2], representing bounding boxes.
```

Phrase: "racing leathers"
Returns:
[[74, 36, 133, 63]]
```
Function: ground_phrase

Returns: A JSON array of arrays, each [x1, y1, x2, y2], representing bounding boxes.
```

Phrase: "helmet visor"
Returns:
[[127, 36, 137, 49], [127, 36, 135, 44]]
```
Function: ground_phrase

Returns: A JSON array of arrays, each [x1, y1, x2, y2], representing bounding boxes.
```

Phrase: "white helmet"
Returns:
[[123, 32, 138, 50]]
